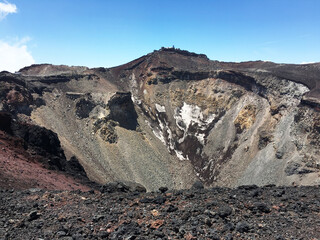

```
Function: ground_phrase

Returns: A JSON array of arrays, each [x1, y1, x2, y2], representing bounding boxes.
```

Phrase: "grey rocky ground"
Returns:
[[0, 183, 319, 240]]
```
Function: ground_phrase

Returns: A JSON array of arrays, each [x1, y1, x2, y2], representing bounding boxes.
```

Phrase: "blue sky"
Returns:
[[0, 0, 320, 72]]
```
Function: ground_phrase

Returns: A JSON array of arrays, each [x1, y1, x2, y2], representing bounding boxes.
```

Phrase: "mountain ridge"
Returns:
[[0, 48, 319, 191]]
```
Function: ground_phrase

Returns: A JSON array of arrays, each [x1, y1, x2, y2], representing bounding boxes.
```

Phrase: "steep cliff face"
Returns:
[[110, 48, 320, 187], [1, 48, 319, 190]]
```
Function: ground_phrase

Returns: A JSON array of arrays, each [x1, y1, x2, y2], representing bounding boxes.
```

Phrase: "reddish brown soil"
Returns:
[[0, 130, 90, 191]]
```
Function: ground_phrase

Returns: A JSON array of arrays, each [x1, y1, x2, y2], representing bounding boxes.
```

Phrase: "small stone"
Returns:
[[134, 185, 147, 193], [8, 219, 15, 224], [217, 206, 233, 218], [181, 211, 191, 220], [139, 197, 153, 203], [72, 233, 83, 239], [276, 151, 283, 159], [225, 233, 233, 240], [166, 204, 178, 212], [191, 181, 204, 190], [159, 187, 168, 193], [56, 231, 67, 237], [204, 209, 217, 218], [204, 218, 212, 227], [222, 222, 235, 232], [154, 230, 165, 238], [285, 162, 301, 176], [151, 209, 160, 217], [150, 220, 164, 229], [153, 196, 166, 204], [97, 231, 109, 238], [236, 221, 250, 233], [250, 189, 262, 197], [93, 215, 105, 222], [253, 202, 271, 213], [28, 188, 42, 193], [28, 211, 40, 221]]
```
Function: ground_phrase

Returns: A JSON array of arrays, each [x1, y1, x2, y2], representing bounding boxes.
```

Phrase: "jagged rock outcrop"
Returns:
[[0, 48, 319, 190], [0, 111, 95, 190], [1, 112, 68, 171], [107, 92, 138, 130]]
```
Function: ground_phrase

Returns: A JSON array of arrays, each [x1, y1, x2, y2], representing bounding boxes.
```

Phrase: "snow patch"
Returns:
[[129, 73, 141, 104], [166, 126, 174, 150], [175, 103, 203, 130], [155, 103, 166, 113], [131, 95, 141, 105], [174, 102, 215, 143], [175, 102, 215, 131], [196, 133, 205, 144], [98, 111, 107, 119], [158, 116, 165, 130], [152, 128, 166, 144], [295, 83, 309, 96], [175, 150, 188, 161], [147, 102, 216, 162]]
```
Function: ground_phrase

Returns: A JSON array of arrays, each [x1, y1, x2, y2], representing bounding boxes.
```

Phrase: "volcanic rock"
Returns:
[[0, 48, 320, 191]]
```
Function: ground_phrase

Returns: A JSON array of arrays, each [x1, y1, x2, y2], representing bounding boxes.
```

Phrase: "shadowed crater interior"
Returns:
[[107, 92, 138, 130]]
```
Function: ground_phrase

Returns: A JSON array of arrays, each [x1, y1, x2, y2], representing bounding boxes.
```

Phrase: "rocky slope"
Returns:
[[0, 112, 95, 191], [0, 48, 320, 191], [0, 184, 319, 239]]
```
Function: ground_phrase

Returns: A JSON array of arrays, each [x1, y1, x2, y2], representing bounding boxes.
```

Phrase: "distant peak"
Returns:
[[18, 64, 88, 76], [156, 47, 208, 59]]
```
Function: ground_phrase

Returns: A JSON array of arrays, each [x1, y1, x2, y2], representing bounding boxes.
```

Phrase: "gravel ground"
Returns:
[[0, 184, 319, 240]]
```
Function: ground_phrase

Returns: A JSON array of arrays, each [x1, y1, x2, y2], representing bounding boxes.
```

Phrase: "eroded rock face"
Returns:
[[1, 48, 319, 190], [91, 92, 139, 144], [114, 48, 320, 187], [107, 92, 138, 130], [75, 98, 96, 119], [1, 113, 66, 170], [0, 73, 34, 115]]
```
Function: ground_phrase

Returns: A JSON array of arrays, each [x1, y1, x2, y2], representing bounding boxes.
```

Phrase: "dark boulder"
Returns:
[[217, 206, 233, 218], [159, 186, 168, 193], [236, 221, 251, 233], [100, 181, 146, 194], [191, 181, 204, 190], [253, 202, 271, 213], [285, 162, 301, 176]]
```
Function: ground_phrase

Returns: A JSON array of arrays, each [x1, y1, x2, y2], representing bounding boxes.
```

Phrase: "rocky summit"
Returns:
[[0, 48, 320, 239]]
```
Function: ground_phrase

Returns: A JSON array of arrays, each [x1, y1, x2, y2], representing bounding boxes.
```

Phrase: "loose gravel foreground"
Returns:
[[0, 184, 319, 239]]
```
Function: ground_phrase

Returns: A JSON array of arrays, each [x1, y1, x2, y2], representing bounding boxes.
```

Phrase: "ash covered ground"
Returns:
[[0, 183, 319, 240]]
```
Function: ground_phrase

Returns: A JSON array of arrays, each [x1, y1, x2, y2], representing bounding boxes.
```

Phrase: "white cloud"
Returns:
[[0, 1, 17, 20], [0, 38, 35, 73]]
